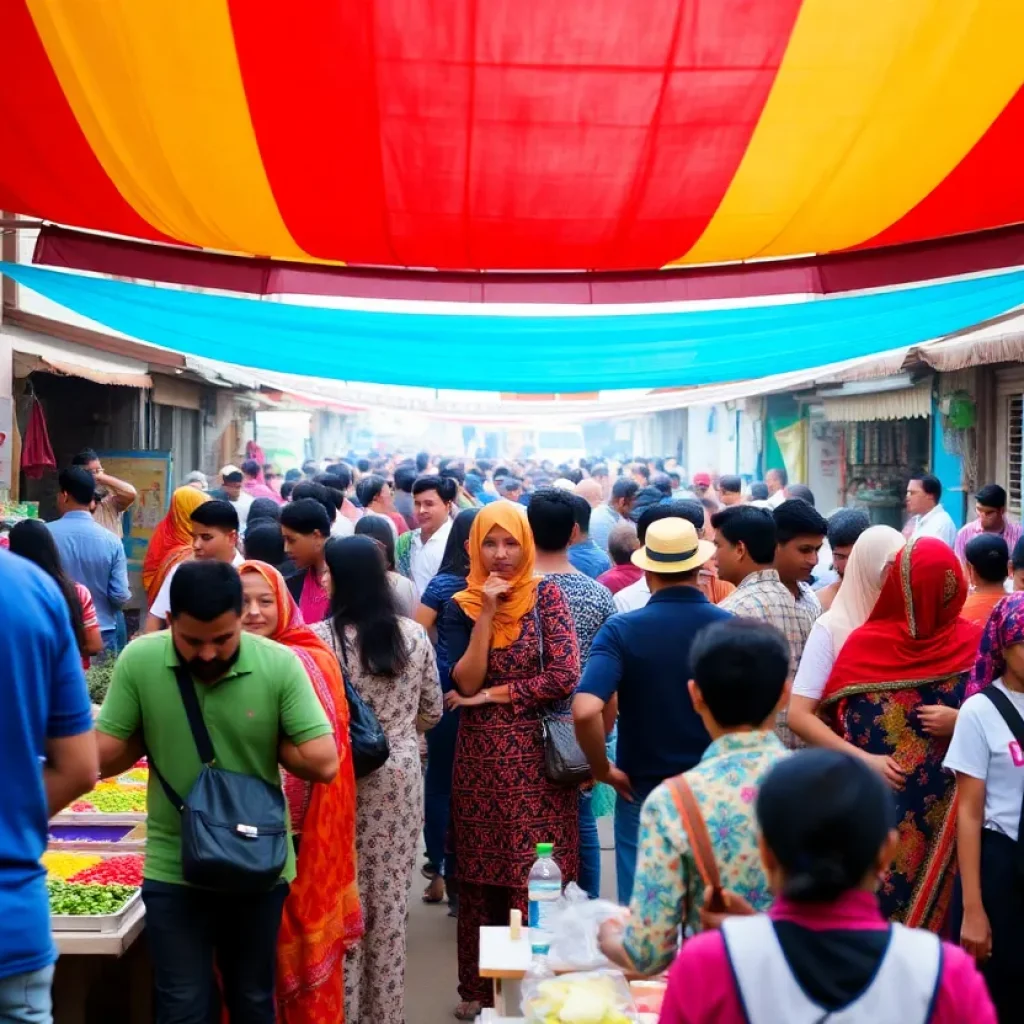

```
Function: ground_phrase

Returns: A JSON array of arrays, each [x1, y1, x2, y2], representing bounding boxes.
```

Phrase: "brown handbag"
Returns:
[[666, 774, 727, 914]]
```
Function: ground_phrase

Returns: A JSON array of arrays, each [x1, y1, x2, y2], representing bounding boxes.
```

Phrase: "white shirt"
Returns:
[[613, 576, 650, 613], [790, 621, 836, 701], [767, 489, 786, 509], [410, 519, 452, 597], [148, 551, 245, 622], [229, 491, 254, 530], [910, 504, 958, 548], [330, 515, 354, 538], [944, 680, 1024, 842]]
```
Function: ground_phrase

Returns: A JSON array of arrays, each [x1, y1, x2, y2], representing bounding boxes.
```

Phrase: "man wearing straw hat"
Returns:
[[573, 517, 732, 903]]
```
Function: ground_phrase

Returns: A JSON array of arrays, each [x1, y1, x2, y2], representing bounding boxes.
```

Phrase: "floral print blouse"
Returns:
[[622, 731, 789, 974]]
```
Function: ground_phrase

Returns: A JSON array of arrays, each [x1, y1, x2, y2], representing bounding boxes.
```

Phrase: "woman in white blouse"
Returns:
[[788, 525, 906, 747]]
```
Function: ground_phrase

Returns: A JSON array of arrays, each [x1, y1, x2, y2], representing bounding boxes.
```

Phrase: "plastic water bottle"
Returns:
[[527, 842, 562, 956]]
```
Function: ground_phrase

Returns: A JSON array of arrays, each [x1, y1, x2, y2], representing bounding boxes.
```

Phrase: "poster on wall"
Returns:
[[97, 450, 172, 570]]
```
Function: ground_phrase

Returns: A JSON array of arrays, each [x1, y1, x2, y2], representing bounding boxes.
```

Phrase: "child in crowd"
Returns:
[[659, 749, 994, 1024], [599, 618, 790, 975]]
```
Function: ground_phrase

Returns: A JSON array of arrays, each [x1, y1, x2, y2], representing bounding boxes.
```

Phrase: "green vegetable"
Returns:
[[47, 879, 137, 916]]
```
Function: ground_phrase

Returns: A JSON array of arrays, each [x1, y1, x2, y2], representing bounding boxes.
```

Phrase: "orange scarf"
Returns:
[[453, 501, 539, 648], [141, 486, 208, 603], [238, 561, 362, 1023]]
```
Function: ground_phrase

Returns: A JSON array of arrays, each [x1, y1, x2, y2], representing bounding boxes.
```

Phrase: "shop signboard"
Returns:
[[97, 450, 172, 571]]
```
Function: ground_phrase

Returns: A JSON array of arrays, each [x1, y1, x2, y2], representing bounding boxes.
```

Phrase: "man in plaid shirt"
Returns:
[[712, 502, 825, 748]]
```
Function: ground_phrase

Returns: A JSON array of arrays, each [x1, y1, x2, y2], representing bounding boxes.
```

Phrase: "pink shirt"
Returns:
[[299, 569, 330, 625], [243, 479, 284, 505], [658, 891, 995, 1024]]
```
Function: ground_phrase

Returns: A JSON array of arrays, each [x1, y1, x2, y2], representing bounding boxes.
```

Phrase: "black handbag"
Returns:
[[149, 663, 288, 892], [534, 607, 592, 786], [329, 627, 390, 779]]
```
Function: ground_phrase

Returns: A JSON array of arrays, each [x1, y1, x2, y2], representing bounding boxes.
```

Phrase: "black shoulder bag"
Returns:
[[149, 663, 288, 892], [979, 685, 1024, 874], [328, 626, 390, 779], [536, 605, 592, 786]]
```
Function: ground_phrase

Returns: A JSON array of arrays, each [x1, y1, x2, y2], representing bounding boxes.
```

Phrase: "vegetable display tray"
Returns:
[[51, 888, 142, 933]]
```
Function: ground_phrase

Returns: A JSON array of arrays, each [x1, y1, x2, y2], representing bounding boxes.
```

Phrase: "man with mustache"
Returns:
[[95, 560, 338, 1024]]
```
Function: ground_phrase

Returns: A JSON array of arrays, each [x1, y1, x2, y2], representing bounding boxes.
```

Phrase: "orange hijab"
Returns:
[[142, 486, 208, 603], [237, 561, 362, 1023], [454, 501, 540, 648]]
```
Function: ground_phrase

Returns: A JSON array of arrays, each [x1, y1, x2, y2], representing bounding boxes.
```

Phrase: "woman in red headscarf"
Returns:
[[820, 537, 982, 932], [238, 560, 361, 1024]]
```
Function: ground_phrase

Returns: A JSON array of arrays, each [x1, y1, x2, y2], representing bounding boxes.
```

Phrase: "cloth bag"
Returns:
[[150, 663, 288, 892]]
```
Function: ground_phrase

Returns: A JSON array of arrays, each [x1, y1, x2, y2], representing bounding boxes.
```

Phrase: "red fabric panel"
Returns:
[[229, 0, 801, 271], [34, 222, 1024, 305], [0, 0, 164, 239], [856, 84, 1024, 251]]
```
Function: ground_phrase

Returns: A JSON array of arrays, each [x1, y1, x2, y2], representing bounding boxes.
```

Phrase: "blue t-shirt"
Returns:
[[578, 586, 732, 787], [420, 572, 466, 689], [0, 551, 93, 980], [568, 540, 612, 580]]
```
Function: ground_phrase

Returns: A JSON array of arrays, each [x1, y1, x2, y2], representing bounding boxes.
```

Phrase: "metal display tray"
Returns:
[[50, 813, 145, 826], [50, 888, 142, 933]]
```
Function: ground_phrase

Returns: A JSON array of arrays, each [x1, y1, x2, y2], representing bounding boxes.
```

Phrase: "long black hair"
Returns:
[[324, 535, 409, 678], [354, 515, 396, 571], [437, 508, 478, 578], [9, 519, 88, 654]]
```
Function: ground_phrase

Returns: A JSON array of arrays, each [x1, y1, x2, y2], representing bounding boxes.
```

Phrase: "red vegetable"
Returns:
[[70, 855, 144, 887]]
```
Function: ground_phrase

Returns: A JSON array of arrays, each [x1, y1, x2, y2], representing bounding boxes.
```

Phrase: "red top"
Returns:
[[596, 563, 643, 595], [659, 891, 995, 1024]]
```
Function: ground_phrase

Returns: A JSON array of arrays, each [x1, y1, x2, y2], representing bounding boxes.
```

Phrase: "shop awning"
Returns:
[[4, 324, 152, 388], [820, 380, 932, 422]]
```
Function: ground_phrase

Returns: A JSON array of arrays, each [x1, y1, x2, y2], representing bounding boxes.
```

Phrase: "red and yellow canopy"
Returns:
[[3, 0, 1024, 272]]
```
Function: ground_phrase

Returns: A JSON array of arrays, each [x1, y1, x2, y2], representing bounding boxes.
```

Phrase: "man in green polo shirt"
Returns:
[[96, 560, 338, 1024]]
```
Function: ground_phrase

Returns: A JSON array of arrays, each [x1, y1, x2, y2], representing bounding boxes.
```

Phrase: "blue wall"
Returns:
[[931, 396, 965, 527]]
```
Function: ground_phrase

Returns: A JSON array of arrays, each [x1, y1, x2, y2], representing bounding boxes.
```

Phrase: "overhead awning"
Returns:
[[821, 381, 932, 422], [4, 323, 151, 387]]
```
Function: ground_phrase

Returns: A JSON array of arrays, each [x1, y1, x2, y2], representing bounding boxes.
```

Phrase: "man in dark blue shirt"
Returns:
[[0, 551, 97, 1019], [573, 516, 731, 903]]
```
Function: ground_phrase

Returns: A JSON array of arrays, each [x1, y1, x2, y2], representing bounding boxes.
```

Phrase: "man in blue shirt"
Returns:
[[573, 516, 732, 902], [567, 495, 613, 579], [0, 550, 97, 1021], [48, 466, 130, 652]]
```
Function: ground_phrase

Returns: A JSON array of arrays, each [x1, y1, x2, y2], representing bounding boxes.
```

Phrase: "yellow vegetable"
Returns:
[[41, 852, 102, 880]]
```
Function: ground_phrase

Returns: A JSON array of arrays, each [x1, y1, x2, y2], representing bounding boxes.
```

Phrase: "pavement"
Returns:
[[405, 819, 617, 1024]]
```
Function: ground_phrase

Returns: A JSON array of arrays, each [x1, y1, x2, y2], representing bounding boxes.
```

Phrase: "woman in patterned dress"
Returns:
[[439, 502, 581, 1019], [820, 537, 981, 931], [312, 536, 443, 1024]]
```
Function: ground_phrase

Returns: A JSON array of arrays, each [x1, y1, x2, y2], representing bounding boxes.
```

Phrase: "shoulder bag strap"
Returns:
[[171, 661, 218, 765], [979, 686, 1024, 844], [667, 774, 727, 913]]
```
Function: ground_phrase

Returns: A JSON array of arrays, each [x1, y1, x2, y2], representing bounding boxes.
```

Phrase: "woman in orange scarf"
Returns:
[[238, 560, 362, 1024], [142, 485, 208, 605]]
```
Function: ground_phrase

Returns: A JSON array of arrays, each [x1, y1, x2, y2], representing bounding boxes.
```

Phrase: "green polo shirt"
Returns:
[[97, 631, 332, 886]]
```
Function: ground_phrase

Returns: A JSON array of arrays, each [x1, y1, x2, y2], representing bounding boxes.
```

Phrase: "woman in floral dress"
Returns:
[[313, 536, 442, 1024], [439, 502, 581, 1019]]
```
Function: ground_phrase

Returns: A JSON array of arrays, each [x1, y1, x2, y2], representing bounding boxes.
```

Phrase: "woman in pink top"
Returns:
[[659, 749, 994, 1024]]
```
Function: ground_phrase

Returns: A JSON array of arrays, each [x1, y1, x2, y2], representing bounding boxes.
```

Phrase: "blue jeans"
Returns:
[[578, 790, 601, 899], [0, 965, 53, 1024], [114, 609, 128, 651], [614, 784, 656, 905], [424, 692, 460, 877], [142, 880, 288, 1024]]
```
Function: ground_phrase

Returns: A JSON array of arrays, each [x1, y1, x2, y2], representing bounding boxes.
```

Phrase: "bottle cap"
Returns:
[[536, 842, 554, 857]]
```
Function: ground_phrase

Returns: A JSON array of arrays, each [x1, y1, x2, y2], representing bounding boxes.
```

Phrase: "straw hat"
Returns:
[[631, 517, 716, 574]]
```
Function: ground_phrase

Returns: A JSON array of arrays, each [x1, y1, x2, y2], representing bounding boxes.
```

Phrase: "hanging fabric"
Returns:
[[21, 395, 56, 480]]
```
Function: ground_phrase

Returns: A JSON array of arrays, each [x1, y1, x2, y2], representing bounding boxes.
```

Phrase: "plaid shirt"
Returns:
[[953, 518, 1022, 566], [719, 569, 820, 748]]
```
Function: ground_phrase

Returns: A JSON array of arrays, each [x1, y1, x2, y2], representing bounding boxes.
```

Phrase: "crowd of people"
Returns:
[[6, 446, 1024, 1022]]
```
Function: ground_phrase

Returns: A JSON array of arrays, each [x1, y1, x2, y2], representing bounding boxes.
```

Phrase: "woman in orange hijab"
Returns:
[[141, 485, 208, 605], [439, 503, 581, 1019], [238, 561, 361, 1024]]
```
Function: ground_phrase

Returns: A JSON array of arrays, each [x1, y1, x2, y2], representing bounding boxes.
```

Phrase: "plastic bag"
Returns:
[[522, 969, 636, 1024], [547, 883, 626, 970]]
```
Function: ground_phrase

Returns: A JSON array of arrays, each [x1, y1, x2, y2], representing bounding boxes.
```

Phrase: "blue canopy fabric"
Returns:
[[3, 262, 1023, 392]]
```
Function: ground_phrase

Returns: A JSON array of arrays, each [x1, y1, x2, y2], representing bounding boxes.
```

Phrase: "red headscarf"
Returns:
[[237, 561, 362, 1023], [142, 486, 209, 604], [823, 537, 981, 701]]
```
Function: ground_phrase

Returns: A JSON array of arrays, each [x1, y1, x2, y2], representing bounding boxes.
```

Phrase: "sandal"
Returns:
[[422, 874, 446, 904], [453, 1001, 482, 1021]]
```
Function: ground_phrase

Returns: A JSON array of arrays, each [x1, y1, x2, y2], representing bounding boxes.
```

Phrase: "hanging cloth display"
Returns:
[[20, 395, 56, 480]]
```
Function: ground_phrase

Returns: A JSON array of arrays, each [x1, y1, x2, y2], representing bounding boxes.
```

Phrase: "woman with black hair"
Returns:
[[659, 749, 994, 1024], [312, 536, 442, 1024], [9, 519, 102, 668], [354, 515, 417, 616], [412, 509, 478, 906]]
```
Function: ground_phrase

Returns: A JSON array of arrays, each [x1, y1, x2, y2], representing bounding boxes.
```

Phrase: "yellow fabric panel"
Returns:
[[675, 0, 1024, 265], [26, 0, 304, 257]]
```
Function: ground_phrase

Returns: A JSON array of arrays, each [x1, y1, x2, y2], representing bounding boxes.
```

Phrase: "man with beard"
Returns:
[[95, 560, 337, 1024]]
